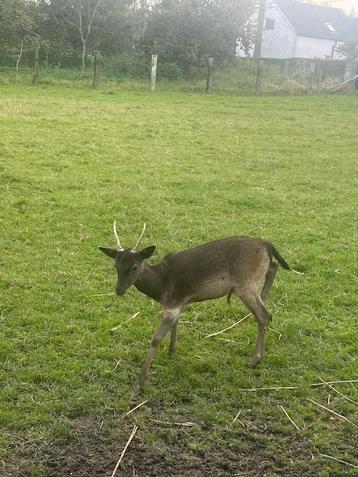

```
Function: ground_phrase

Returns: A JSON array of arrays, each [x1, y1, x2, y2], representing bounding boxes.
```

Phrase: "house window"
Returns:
[[325, 22, 336, 32], [264, 18, 275, 30]]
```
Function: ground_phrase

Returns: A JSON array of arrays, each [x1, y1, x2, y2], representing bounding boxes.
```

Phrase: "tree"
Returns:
[[0, 0, 35, 59], [90, 0, 142, 55], [0, 0, 256, 74], [32, 0, 72, 67], [49, 0, 105, 70], [143, 0, 255, 76]]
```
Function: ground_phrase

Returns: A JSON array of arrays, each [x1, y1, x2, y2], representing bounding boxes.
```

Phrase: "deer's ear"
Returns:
[[99, 247, 117, 259], [139, 245, 156, 260]]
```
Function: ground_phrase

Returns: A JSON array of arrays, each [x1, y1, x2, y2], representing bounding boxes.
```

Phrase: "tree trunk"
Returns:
[[81, 41, 87, 71], [33, 47, 40, 85], [16, 41, 24, 73]]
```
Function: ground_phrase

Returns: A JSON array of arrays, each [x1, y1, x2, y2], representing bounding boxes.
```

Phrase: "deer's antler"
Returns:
[[132, 223, 146, 252], [113, 220, 124, 251]]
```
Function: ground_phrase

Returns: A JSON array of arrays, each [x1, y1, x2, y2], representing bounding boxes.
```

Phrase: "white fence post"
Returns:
[[150, 54, 158, 91]]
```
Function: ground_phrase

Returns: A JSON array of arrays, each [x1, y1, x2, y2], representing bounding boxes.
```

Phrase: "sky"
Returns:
[[311, 0, 358, 14]]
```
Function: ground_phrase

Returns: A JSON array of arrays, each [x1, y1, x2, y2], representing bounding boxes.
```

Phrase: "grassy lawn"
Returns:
[[0, 85, 357, 476]]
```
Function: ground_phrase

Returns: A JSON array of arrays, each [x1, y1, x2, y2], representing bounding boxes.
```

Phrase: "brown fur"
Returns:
[[99, 235, 291, 386]]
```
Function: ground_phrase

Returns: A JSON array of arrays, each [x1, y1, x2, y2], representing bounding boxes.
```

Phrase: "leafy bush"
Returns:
[[157, 62, 183, 81], [103, 53, 149, 79]]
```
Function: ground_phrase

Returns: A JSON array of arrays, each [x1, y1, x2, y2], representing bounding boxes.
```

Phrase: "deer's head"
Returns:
[[99, 221, 156, 296]]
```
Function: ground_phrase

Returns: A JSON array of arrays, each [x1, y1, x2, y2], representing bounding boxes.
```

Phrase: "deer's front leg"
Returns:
[[139, 308, 180, 387]]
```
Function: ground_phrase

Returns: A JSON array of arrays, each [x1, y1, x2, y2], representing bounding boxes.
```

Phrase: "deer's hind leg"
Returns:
[[237, 291, 271, 368], [261, 262, 278, 304], [169, 318, 179, 353]]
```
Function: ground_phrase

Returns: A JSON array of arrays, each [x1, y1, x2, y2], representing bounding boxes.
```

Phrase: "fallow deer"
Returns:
[[99, 222, 291, 386]]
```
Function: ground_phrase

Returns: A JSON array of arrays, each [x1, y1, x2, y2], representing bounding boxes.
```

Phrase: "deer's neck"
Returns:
[[134, 262, 164, 302]]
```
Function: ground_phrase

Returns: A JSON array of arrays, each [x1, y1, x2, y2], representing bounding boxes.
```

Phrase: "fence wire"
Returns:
[[0, 55, 355, 95]]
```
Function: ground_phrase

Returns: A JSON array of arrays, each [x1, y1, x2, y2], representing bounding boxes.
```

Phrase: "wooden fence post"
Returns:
[[150, 54, 158, 91], [315, 61, 322, 91], [205, 57, 214, 94], [254, 0, 266, 95], [45, 48, 49, 70], [308, 61, 315, 92], [92, 50, 101, 88], [255, 59, 264, 95], [283, 59, 290, 75], [344, 59, 353, 82], [32, 47, 40, 85]]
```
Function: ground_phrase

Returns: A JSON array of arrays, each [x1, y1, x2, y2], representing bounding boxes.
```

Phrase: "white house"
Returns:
[[258, 0, 358, 60]]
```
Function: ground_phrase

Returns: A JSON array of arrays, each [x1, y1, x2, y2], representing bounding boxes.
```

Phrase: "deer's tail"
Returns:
[[269, 244, 291, 270]]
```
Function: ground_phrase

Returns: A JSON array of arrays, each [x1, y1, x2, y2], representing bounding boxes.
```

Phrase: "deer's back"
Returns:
[[158, 236, 271, 306]]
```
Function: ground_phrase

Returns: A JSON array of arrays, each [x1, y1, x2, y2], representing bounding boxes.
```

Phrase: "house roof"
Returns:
[[276, 0, 358, 41]]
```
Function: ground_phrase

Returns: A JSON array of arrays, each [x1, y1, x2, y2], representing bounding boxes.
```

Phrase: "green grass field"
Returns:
[[0, 85, 357, 477]]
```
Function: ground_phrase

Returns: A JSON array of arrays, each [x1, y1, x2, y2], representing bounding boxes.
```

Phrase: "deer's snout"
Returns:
[[116, 287, 127, 296]]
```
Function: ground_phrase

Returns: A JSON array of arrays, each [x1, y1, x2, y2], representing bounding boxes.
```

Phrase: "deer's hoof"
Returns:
[[248, 356, 261, 368]]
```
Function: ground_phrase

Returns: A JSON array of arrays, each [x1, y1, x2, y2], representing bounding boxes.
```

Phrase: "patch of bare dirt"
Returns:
[[2, 417, 341, 477]]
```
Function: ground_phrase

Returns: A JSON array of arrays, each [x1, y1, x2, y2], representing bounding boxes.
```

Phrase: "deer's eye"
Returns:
[[131, 264, 138, 271]]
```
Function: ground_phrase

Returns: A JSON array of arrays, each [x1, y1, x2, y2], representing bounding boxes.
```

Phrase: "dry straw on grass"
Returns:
[[126, 400, 148, 416], [204, 314, 250, 339], [319, 377, 358, 405], [110, 312, 140, 331], [111, 425, 138, 477], [238, 379, 358, 392], [279, 405, 301, 430], [307, 398, 357, 427], [149, 419, 196, 427], [319, 453, 358, 469]]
